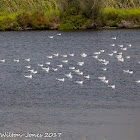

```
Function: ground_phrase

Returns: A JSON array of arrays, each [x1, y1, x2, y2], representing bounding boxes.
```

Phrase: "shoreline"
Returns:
[[0, 26, 139, 31]]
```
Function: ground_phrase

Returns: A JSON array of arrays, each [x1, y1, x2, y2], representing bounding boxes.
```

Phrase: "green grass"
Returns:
[[0, 0, 60, 30], [0, 0, 140, 30], [103, 8, 140, 27]]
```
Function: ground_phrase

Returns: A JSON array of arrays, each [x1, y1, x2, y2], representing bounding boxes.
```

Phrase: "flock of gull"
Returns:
[[0, 33, 140, 89]]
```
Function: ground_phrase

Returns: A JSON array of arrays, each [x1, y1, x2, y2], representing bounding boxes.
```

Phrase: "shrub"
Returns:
[[104, 8, 120, 21], [59, 13, 86, 30], [31, 11, 50, 29], [16, 12, 33, 29], [0, 14, 18, 30]]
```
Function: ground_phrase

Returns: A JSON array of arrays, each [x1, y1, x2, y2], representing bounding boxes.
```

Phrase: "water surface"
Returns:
[[0, 29, 140, 140]]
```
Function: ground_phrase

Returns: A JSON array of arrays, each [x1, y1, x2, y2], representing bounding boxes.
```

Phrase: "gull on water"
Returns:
[[77, 62, 84, 66], [84, 75, 90, 79], [135, 80, 140, 83], [102, 79, 109, 84], [28, 69, 34, 73], [69, 67, 75, 70], [98, 59, 108, 64], [97, 59, 103, 62], [47, 56, 53, 59], [118, 52, 123, 55], [92, 55, 98, 59], [76, 81, 83, 85], [42, 67, 50, 73], [14, 59, 19, 62], [116, 54, 123, 58], [118, 45, 123, 48], [0, 59, 5, 63], [98, 59, 106, 62], [32, 70, 37, 74], [56, 78, 65, 82], [112, 37, 116, 39], [29, 70, 37, 74], [121, 48, 127, 51], [100, 50, 105, 52], [118, 58, 124, 62], [49, 36, 53, 39], [65, 72, 72, 78], [100, 59, 106, 63], [80, 53, 87, 57], [94, 52, 101, 55], [108, 85, 115, 89], [108, 53, 113, 56], [127, 44, 132, 47], [24, 74, 32, 79], [28, 69, 37, 74], [46, 62, 51, 65], [102, 62, 108, 65], [102, 61, 109, 65], [77, 71, 83, 75], [25, 66, 31, 69], [116, 55, 124, 62], [110, 44, 115, 47], [53, 53, 59, 56], [61, 54, 67, 57], [25, 58, 30, 62], [123, 70, 133, 74], [102, 68, 107, 71], [126, 56, 130, 59], [98, 76, 106, 80], [52, 68, 58, 71], [112, 51, 117, 53], [57, 64, 63, 68], [62, 60, 68, 63], [69, 53, 74, 57], [37, 63, 43, 67], [57, 33, 61, 36], [73, 69, 80, 73]]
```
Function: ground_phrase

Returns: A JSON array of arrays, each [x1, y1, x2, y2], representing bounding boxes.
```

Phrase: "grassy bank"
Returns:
[[0, 0, 140, 30], [103, 8, 140, 28]]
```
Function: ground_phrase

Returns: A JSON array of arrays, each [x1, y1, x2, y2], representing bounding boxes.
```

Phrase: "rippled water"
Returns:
[[0, 29, 140, 140]]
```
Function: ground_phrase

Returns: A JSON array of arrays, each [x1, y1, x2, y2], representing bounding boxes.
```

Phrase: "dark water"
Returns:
[[0, 29, 140, 140]]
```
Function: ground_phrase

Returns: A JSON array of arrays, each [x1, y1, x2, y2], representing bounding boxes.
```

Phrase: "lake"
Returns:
[[0, 29, 140, 140]]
